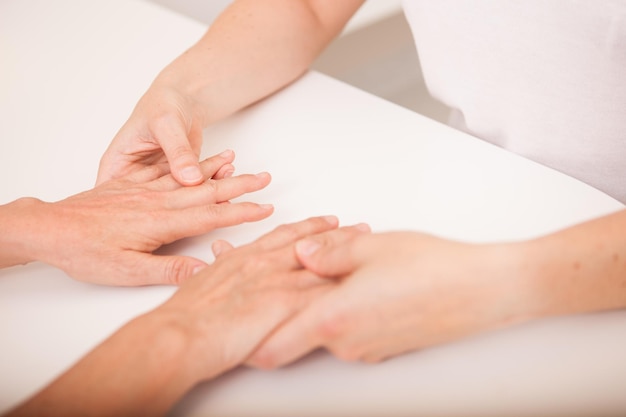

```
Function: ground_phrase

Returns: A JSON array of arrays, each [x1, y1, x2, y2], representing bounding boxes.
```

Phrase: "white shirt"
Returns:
[[402, 0, 626, 203]]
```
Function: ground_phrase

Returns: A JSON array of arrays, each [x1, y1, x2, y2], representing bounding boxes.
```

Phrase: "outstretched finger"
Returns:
[[164, 172, 271, 209], [121, 252, 208, 286], [213, 163, 235, 180], [157, 202, 274, 242], [252, 216, 340, 252], [295, 223, 371, 277], [214, 172, 271, 203], [202, 150, 236, 179]]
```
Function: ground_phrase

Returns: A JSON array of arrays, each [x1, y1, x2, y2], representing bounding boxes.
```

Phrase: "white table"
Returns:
[[1, 1, 625, 416]]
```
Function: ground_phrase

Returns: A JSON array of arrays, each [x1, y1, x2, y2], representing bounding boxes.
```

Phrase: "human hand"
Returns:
[[22, 150, 273, 286], [3, 217, 341, 417], [248, 229, 537, 366], [155, 216, 341, 381], [97, 83, 208, 187]]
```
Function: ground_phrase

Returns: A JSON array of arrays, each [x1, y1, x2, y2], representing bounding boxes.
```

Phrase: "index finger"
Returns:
[[295, 223, 371, 277], [252, 216, 340, 252]]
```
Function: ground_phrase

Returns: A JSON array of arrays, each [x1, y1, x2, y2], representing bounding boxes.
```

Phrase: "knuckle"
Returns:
[[237, 255, 260, 276], [196, 205, 220, 227], [272, 223, 300, 241], [316, 308, 349, 341], [240, 254, 272, 276], [204, 180, 219, 197], [164, 257, 191, 286]]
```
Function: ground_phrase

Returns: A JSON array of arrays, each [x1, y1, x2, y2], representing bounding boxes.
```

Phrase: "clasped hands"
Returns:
[[167, 210, 532, 380], [20, 148, 533, 380]]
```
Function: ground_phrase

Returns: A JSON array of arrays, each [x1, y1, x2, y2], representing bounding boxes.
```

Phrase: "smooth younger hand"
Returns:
[[248, 228, 535, 367], [97, 85, 207, 187]]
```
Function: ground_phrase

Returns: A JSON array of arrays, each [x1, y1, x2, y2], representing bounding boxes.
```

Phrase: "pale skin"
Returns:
[[0, 150, 273, 286], [96, 0, 366, 186], [93, 0, 624, 385], [4, 2, 367, 414], [4, 216, 351, 417], [245, 210, 626, 366]]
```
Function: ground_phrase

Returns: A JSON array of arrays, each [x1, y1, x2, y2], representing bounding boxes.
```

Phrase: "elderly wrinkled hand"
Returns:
[[8, 150, 273, 286], [156, 216, 343, 381]]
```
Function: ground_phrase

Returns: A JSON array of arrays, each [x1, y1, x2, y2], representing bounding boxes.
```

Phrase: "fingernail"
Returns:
[[296, 239, 320, 256], [323, 215, 338, 226], [224, 169, 234, 178], [220, 149, 234, 158], [211, 241, 223, 256], [181, 166, 203, 183], [259, 204, 274, 211], [356, 223, 371, 232], [256, 172, 270, 179]]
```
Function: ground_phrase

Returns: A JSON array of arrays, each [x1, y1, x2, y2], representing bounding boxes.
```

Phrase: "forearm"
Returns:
[[3, 215, 339, 416], [154, 0, 364, 125], [518, 208, 626, 318], [5, 310, 204, 417]]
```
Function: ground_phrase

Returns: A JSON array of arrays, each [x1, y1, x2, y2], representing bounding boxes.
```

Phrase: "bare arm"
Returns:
[[247, 208, 626, 366], [4, 216, 341, 417], [167, 0, 367, 124], [97, 0, 365, 186], [4, 312, 199, 417], [522, 208, 626, 317]]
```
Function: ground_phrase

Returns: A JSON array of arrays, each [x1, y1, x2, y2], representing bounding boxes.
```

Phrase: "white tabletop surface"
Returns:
[[1, 1, 626, 416]]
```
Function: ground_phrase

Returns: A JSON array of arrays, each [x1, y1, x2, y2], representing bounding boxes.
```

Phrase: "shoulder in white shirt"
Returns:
[[402, 0, 626, 203]]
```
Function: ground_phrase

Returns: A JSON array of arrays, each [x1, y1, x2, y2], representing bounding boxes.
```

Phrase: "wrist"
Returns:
[[0, 197, 47, 268], [517, 221, 626, 318], [510, 237, 565, 319], [504, 233, 617, 320], [475, 241, 549, 329], [122, 309, 208, 395], [151, 49, 214, 126], [14, 308, 210, 416], [147, 304, 228, 383]]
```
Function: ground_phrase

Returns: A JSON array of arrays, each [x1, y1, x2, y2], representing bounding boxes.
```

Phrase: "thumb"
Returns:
[[212, 239, 235, 257], [295, 223, 371, 277], [133, 253, 208, 286], [154, 119, 203, 186]]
